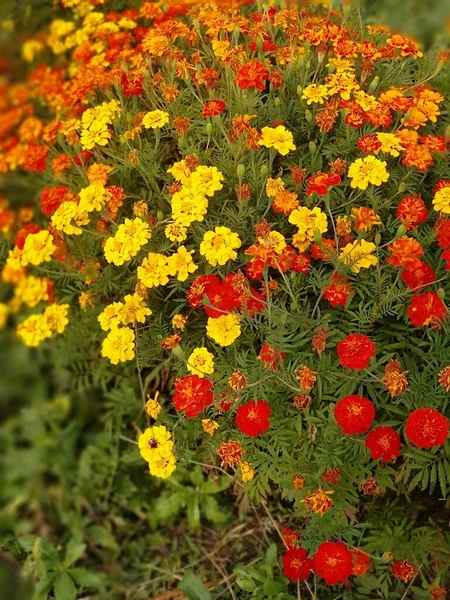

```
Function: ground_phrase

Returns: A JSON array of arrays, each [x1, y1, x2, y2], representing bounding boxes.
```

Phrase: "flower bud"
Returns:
[[313, 229, 322, 244], [445, 124, 450, 142], [274, 97, 280, 107], [206, 122, 213, 135], [437, 288, 445, 300], [297, 85, 303, 98], [156, 210, 164, 222], [172, 344, 185, 360], [305, 110, 313, 124], [133, 201, 148, 219], [260, 164, 269, 177], [178, 137, 186, 150], [398, 182, 406, 193], [382, 552, 394, 562], [237, 164, 245, 179], [395, 224, 408, 238], [375, 233, 382, 246], [368, 75, 380, 93], [309, 140, 317, 153]]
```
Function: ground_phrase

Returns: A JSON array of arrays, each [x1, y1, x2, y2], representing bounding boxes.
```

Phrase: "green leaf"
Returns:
[[53, 572, 77, 600], [70, 568, 104, 589], [87, 525, 119, 551], [178, 572, 212, 600], [63, 537, 86, 568], [265, 543, 278, 567], [264, 579, 284, 594], [187, 495, 201, 531]]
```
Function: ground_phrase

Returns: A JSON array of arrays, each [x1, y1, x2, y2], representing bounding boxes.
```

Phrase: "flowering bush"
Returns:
[[1, 0, 450, 597]]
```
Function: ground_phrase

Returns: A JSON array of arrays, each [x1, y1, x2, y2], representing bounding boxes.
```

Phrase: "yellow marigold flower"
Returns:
[[104, 236, 131, 266], [137, 252, 170, 288], [14, 276, 48, 307], [138, 425, 173, 462], [171, 189, 208, 226], [167, 245, 198, 282], [288, 206, 328, 238], [98, 302, 124, 331], [258, 125, 296, 155], [80, 120, 111, 150], [167, 159, 192, 184], [149, 451, 177, 479], [120, 294, 152, 325], [302, 84, 329, 105], [78, 183, 110, 212], [189, 166, 224, 197], [142, 110, 169, 129], [17, 314, 52, 347], [348, 156, 389, 190], [21, 231, 55, 266], [79, 292, 93, 310], [145, 391, 162, 419], [142, 33, 170, 56], [266, 177, 285, 198], [51, 201, 88, 236], [172, 314, 188, 330], [101, 326, 135, 365], [202, 419, 219, 436], [165, 222, 187, 242], [351, 206, 381, 232], [263, 231, 286, 254], [116, 218, 151, 254], [22, 39, 44, 62], [187, 347, 215, 377], [133, 201, 148, 219], [206, 314, 241, 347], [200, 226, 241, 267], [240, 461, 255, 483], [326, 71, 360, 100], [0, 303, 9, 328], [292, 232, 311, 252], [43, 303, 69, 334], [433, 187, 450, 214], [376, 132, 404, 157], [302, 488, 334, 516], [339, 239, 378, 273], [86, 163, 113, 185]]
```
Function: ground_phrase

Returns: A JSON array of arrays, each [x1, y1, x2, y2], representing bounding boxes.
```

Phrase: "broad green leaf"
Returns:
[[64, 537, 86, 568], [178, 572, 212, 600], [265, 543, 278, 567], [87, 525, 118, 551], [53, 572, 77, 600]]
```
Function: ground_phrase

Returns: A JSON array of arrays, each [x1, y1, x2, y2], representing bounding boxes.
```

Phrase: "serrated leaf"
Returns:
[[178, 572, 212, 600], [53, 572, 77, 600]]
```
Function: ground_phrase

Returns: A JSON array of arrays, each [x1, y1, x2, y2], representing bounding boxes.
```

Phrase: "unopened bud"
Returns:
[[309, 141, 317, 153], [206, 122, 213, 135], [437, 288, 445, 300], [274, 97, 280, 107], [260, 164, 269, 177], [368, 75, 380, 93], [297, 85, 303, 98], [396, 224, 408, 238], [156, 210, 164, 222], [313, 229, 322, 244], [375, 233, 382, 246], [305, 109, 313, 123], [178, 137, 186, 150], [398, 182, 406, 193], [237, 164, 245, 179], [445, 124, 450, 142]]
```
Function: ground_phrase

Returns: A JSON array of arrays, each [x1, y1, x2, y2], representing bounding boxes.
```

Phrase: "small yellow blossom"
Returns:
[[165, 222, 188, 242], [43, 303, 69, 334], [51, 201, 89, 235], [21, 231, 55, 266], [348, 156, 390, 190], [258, 126, 296, 155], [288, 206, 328, 238], [142, 110, 169, 129], [149, 452, 177, 479], [98, 302, 124, 331], [433, 187, 450, 214], [80, 121, 111, 150], [302, 84, 329, 105], [376, 132, 404, 157], [339, 239, 378, 273], [101, 326, 135, 364], [240, 461, 255, 482], [138, 253, 170, 288], [78, 183, 110, 212], [120, 294, 152, 325], [138, 425, 173, 462], [200, 227, 241, 267], [17, 314, 52, 347], [206, 314, 241, 347], [172, 314, 188, 330], [202, 419, 219, 436], [145, 391, 162, 419], [167, 245, 198, 281], [187, 347, 215, 377]]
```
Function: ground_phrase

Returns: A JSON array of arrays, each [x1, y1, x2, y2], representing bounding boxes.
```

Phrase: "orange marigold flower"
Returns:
[[383, 359, 408, 397], [312, 329, 327, 357], [386, 236, 424, 270], [321, 467, 341, 486], [235, 60, 269, 91], [360, 477, 380, 495], [161, 333, 182, 349], [292, 475, 306, 490], [173, 117, 189, 137], [430, 587, 447, 600], [217, 440, 243, 467], [228, 369, 247, 391], [402, 144, 433, 172], [293, 393, 311, 410], [351, 206, 381, 232], [438, 366, 450, 392], [272, 190, 299, 215], [302, 488, 334, 516], [295, 365, 317, 392], [391, 560, 416, 584]]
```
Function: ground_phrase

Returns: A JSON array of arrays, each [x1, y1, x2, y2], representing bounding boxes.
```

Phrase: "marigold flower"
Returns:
[[173, 374, 214, 418], [430, 587, 447, 600], [137, 252, 170, 288], [334, 395, 375, 435], [258, 125, 296, 155], [235, 60, 269, 90], [258, 343, 285, 372], [348, 156, 389, 190], [337, 334, 376, 370], [306, 172, 341, 196], [120, 294, 152, 325], [360, 477, 380, 496], [187, 347, 214, 378], [44, 303, 69, 334], [405, 408, 449, 449], [228, 370, 247, 391], [339, 239, 378, 273], [351, 206, 381, 232], [313, 541, 353, 585], [295, 365, 317, 392], [387, 236, 424, 270], [202, 100, 226, 118], [351, 549, 371, 576], [302, 83, 329, 105], [407, 291, 447, 328], [292, 476, 306, 490], [282, 548, 313, 582], [167, 245, 197, 282], [235, 399, 271, 437], [217, 440, 243, 467], [200, 227, 241, 267], [21, 230, 55, 266], [396, 194, 428, 230], [149, 452, 177, 479], [142, 110, 169, 129], [101, 326, 135, 365], [433, 186, 450, 214], [17, 313, 52, 347], [365, 426, 401, 462], [438, 366, 450, 392], [383, 359, 409, 397], [321, 467, 341, 486], [201, 419, 219, 436], [138, 425, 173, 462], [240, 461, 254, 482], [391, 560, 416, 584], [145, 392, 162, 420]]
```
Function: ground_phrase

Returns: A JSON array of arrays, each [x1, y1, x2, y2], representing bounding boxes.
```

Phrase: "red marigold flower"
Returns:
[[295, 365, 317, 392], [310, 239, 336, 261], [257, 342, 285, 371], [357, 134, 381, 154], [351, 549, 371, 576], [386, 236, 424, 270], [302, 488, 334, 516], [407, 291, 447, 329], [282, 528, 299, 549], [321, 467, 341, 485], [186, 274, 219, 308], [282, 548, 312, 582], [205, 279, 241, 318], [234, 60, 269, 90], [23, 143, 48, 172], [401, 262, 435, 290], [313, 541, 353, 585], [120, 71, 144, 97], [217, 440, 243, 467], [323, 274, 353, 308], [40, 185, 73, 217], [436, 219, 450, 249], [442, 249, 450, 271], [235, 399, 271, 437], [172, 375, 214, 418], [435, 180, 450, 194], [292, 252, 311, 274], [359, 477, 380, 495], [173, 116, 190, 137], [430, 586, 447, 600], [420, 135, 446, 153], [246, 259, 265, 280], [312, 329, 327, 356], [202, 100, 226, 118], [405, 408, 449, 449], [391, 559, 416, 584], [396, 194, 428, 231], [306, 172, 341, 196], [402, 144, 433, 172], [365, 426, 401, 462], [293, 393, 311, 409], [334, 395, 375, 435], [14, 223, 40, 250], [337, 334, 376, 370]]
